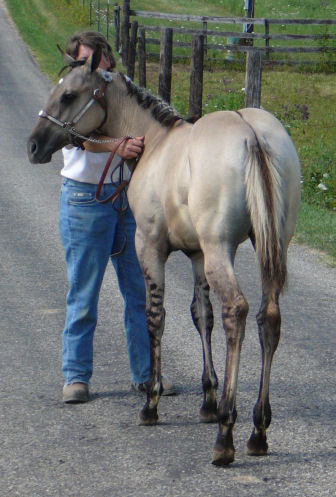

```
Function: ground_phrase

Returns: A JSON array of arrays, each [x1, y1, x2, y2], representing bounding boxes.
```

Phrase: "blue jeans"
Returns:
[[59, 178, 150, 385]]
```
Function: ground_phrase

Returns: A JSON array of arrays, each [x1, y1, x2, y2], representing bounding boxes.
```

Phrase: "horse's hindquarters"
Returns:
[[187, 111, 253, 247]]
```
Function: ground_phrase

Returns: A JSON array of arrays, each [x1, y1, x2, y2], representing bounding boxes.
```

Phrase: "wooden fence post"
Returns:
[[114, 3, 120, 53], [189, 34, 204, 121], [158, 27, 173, 103], [138, 27, 147, 88], [264, 19, 270, 61], [106, 0, 110, 40], [202, 21, 208, 56], [97, 0, 101, 32], [127, 21, 138, 80], [245, 49, 262, 108], [89, 0, 93, 25], [121, 0, 130, 67]]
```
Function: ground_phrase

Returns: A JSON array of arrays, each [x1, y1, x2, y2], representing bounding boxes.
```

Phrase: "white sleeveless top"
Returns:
[[61, 146, 130, 184]]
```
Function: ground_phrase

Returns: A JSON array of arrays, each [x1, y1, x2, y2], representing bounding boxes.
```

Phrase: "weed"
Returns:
[[301, 142, 336, 210], [204, 90, 244, 112]]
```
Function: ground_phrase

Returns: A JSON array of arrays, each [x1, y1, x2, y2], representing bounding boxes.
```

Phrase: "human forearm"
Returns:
[[83, 135, 144, 159]]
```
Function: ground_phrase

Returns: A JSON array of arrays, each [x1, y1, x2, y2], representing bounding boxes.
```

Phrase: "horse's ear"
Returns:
[[87, 47, 102, 72], [57, 44, 75, 66]]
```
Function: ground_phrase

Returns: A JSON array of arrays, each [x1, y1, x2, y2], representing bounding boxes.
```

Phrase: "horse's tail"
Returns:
[[244, 127, 287, 290]]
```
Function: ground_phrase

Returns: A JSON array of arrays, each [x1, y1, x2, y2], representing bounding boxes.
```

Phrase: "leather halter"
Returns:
[[38, 81, 108, 146]]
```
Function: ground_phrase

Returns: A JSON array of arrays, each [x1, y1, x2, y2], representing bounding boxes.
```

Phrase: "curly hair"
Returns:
[[65, 30, 116, 70]]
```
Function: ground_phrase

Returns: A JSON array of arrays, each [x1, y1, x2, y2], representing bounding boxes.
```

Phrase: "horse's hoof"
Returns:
[[200, 398, 218, 423], [200, 407, 218, 424], [139, 406, 158, 425], [212, 430, 235, 466], [212, 447, 235, 466], [246, 431, 268, 456]]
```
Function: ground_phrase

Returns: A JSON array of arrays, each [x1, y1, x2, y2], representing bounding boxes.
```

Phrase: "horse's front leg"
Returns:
[[136, 239, 167, 425], [189, 252, 218, 423]]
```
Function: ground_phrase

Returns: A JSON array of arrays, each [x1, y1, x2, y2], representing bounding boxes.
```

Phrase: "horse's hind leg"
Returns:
[[189, 252, 218, 423], [203, 244, 249, 466], [247, 279, 282, 456]]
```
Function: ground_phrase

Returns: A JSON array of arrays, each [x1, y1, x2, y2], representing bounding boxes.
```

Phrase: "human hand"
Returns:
[[117, 136, 144, 159]]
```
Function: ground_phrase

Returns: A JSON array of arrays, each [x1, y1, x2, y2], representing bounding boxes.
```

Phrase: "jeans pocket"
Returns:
[[68, 191, 96, 206]]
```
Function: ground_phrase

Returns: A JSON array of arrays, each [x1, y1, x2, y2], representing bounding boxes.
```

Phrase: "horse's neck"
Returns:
[[104, 86, 165, 141]]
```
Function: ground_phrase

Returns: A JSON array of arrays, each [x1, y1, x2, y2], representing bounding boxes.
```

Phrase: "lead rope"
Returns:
[[110, 162, 129, 257], [95, 136, 134, 257]]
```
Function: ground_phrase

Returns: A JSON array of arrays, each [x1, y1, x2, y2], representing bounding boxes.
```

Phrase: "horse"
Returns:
[[27, 49, 301, 466]]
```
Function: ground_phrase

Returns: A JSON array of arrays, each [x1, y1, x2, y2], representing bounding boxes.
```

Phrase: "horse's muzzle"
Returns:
[[27, 138, 52, 164]]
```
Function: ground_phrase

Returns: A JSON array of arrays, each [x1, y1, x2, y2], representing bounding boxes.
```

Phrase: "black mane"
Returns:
[[120, 73, 185, 128]]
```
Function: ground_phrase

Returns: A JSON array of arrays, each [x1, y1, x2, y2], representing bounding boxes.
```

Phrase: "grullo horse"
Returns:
[[27, 49, 301, 465]]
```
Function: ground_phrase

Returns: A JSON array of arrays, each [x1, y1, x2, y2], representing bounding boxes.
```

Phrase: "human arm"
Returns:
[[83, 135, 144, 159]]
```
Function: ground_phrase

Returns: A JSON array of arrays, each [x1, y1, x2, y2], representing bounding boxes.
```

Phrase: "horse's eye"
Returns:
[[61, 92, 77, 104]]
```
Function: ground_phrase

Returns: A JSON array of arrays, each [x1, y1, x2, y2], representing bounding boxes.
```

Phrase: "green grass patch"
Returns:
[[295, 202, 336, 266], [5, 0, 89, 80]]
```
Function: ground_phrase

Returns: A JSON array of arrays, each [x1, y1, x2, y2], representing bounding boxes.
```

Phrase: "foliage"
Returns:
[[300, 141, 336, 211], [5, 0, 89, 79]]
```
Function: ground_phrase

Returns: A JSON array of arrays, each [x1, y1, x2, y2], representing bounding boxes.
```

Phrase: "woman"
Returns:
[[60, 31, 175, 403]]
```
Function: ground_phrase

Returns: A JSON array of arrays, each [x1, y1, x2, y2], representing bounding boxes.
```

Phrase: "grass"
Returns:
[[5, 0, 336, 265], [295, 202, 336, 264], [121, 0, 336, 19], [4, 0, 89, 78]]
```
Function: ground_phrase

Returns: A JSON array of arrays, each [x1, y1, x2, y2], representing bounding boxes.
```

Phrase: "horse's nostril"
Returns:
[[27, 139, 40, 163], [28, 140, 37, 156]]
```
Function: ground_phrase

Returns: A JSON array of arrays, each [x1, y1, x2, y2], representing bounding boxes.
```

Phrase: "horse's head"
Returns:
[[27, 48, 109, 164]]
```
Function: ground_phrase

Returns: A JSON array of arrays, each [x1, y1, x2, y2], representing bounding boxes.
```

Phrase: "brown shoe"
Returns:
[[62, 383, 90, 404]]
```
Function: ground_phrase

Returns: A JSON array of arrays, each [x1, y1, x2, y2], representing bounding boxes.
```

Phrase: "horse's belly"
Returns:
[[166, 206, 200, 252]]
